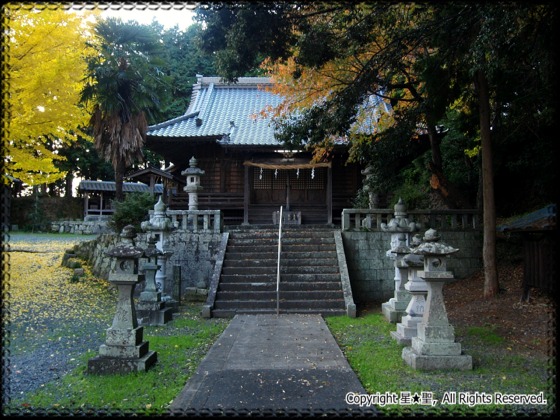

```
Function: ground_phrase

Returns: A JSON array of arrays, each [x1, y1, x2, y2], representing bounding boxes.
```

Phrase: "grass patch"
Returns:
[[4, 305, 229, 416], [465, 325, 505, 345], [325, 312, 553, 416]]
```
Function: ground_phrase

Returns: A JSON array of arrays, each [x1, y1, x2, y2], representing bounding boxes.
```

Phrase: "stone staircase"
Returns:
[[211, 226, 348, 318]]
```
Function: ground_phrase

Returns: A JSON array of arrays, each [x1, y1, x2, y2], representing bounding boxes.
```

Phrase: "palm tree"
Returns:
[[80, 18, 168, 202]]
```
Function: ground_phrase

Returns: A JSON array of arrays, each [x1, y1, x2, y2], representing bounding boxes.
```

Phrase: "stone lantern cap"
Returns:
[[143, 235, 163, 259], [390, 233, 411, 255], [105, 225, 144, 259], [403, 252, 423, 267], [181, 156, 205, 176], [411, 229, 459, 256]]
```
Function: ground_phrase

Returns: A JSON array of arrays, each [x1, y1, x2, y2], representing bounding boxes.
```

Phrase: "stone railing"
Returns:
[[164, 210, 222, 233], [341, 209, 481, 232]]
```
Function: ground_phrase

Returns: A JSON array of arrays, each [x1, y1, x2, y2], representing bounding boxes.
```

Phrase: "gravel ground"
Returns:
[[3, 233, 113, 404]]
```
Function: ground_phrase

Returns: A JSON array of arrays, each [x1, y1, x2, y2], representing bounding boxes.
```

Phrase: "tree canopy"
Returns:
[[80, 17, 171, 201], [3, 5, 96, 186], [195, 2, 557, 298], [195, 2, 556, 215]]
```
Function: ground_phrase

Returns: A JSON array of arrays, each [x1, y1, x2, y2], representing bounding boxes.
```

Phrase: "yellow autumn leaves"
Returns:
[[5, 238, 115, 335]]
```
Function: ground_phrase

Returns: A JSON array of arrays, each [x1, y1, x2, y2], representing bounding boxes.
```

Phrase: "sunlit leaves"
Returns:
[[5, 239, 115, 330], [4, 5, 97, 185]]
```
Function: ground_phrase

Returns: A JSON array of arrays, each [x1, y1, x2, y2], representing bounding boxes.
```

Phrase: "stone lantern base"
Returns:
[[402, 346, 472, 371], [381, 290, 410, 323], [136, 300, 173, 326], [390, 294, 426, 346], [87, 326, 157, 374], [88, 351, 157, 374]]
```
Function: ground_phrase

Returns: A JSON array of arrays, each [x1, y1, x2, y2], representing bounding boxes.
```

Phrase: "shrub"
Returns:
[[108, 192, 156, 233]]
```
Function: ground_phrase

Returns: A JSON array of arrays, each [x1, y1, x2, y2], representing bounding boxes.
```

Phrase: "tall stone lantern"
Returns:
[[380, 198, 419, 323], [136, 235, 173, 326], [141, 196, 175, 298], [361, 165, 380, 209], [391, 234, 427, 345], [87, 225, 157, 374], [182, 156, 205, 211], [401, 228, 472, 370]]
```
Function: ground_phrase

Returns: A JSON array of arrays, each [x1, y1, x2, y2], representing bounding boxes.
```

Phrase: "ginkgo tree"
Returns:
[[3, 5, 97, 186]]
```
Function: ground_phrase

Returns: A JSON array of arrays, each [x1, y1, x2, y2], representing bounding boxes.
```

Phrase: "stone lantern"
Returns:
[[136, 235, 173, 326], [141, 196, 175, 299], [401, 228, 472, 370], [361, 165, 380, 209], [391, 234, 427, 345], [182, 156, 205, 211], [380, 198, 419, 322], [87, 225, 157, 374]]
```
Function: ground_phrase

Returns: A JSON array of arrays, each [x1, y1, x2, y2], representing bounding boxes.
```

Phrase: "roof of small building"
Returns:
[[78, 180, 164, 194], [497, 204, 557, 233], [148, 76, 282, 147]]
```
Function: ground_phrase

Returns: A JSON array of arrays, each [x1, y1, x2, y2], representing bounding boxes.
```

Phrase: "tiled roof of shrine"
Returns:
[[147, 76, 282, 146]]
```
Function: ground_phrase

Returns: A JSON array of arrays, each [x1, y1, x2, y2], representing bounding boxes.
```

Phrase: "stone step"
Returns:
[[211, 308, 347, 318], [215, 290, 344, 301], [222, 257, 338, 268], [213, 299, 345, 310], [228, 237, 335, 247], [221, 265, 340, 276], [219, 273, 342, 283], [213, 226, 345, 318], [218, 281, 343, 292], [224, 251, 338, 260]]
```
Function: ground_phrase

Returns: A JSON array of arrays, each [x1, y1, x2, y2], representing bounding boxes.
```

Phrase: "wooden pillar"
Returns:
[[100, 192, 104, 216], [149, 174, 155, 195], [243, 164, 250, 225], [327, 166, 333, 224], [84, 193, 89, 218]]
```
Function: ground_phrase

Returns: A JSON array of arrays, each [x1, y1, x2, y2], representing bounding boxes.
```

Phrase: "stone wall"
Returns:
[[51, 218, 112, 235], [342, 230, 483, 302], [71, 230, 225, 301], [162, 231, 226, 296], [71, 224, 481, 305]]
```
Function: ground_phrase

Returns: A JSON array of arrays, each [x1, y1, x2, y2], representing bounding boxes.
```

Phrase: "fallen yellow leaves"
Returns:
[[5, 239, 116, 339]]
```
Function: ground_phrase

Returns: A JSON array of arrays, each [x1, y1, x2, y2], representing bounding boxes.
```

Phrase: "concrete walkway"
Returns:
[[169, 314, 376, 415]]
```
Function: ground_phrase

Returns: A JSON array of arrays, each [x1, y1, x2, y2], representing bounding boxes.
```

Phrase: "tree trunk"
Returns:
[[475, 69, 499, 299], [65, 172, 74, 198], [115, 159, 125, 202]]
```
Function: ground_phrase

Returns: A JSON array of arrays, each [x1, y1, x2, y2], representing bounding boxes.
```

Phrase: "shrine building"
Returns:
[[146, 75, 373, 226]]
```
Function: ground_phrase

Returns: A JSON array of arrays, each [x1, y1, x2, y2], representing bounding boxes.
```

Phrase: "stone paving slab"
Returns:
[[169, 314, 375, 414]]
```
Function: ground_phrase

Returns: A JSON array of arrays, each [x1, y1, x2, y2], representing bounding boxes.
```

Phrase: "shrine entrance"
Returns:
[[243, 160, 333, 225]]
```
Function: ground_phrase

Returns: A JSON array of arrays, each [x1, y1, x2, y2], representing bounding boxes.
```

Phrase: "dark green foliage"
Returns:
[[391, 152, 432, 210], [195, 3, 296, 81], [196, 3, 556, 216], [108, 192, 156, 233], [159, 24, 216, 120]]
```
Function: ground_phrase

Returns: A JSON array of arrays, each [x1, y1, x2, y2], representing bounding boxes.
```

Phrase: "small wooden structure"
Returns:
[[498, 204, 557, 301], [126, 166, 184, 205], [78, 180, 163, 219]]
